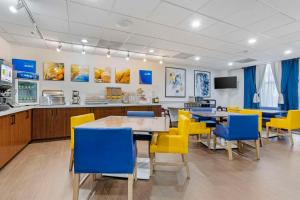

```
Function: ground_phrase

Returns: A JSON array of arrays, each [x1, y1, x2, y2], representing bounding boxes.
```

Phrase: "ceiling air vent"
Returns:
[[235, 58, 257, 63], [172, 52, 194, 59], [97, 39, 123, 49]]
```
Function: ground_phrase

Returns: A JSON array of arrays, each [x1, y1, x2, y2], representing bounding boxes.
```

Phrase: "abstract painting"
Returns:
[[94, 67, 112, 83], [194, 70, 211, 97], [139, 70, 152, 84], [44, 62, 64, 81], [115, 68, 130, 84], [71, 64, 89, 82], [165, 67, 186, 97]]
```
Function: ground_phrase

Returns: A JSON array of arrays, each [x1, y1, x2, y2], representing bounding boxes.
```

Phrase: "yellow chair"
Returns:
[[150, 115, 190, 179], [179, 110, 211, 145], [266, 110, 300, 146], [239, 109, 263, 146], [69, 113, 95, 171], [227, 106, 240, 113]]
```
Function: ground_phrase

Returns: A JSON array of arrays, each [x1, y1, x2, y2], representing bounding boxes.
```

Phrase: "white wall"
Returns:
[[213, 69, 244, 108], [11, 45, 221, 105], [0, 36, 11, 61]]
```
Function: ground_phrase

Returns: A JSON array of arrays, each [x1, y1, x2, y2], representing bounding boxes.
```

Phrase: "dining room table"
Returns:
[[77, 115, 170, 180]]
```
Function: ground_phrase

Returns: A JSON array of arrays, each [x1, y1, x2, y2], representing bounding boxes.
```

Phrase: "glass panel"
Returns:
[[18, 81, 38, 103]]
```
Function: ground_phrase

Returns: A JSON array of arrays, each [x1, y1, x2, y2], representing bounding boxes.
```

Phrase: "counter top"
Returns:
[[0, 103, 161, 117]]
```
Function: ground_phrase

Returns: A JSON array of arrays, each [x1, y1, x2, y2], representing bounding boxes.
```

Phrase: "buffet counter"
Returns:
[[0, 103, 162, 168]]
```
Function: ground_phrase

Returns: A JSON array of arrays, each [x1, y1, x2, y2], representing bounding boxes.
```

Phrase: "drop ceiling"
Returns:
[[1, 0, 300, 69]]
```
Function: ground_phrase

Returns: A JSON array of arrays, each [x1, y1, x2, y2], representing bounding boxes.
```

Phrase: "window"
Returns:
[[260, 64, 279, 107]]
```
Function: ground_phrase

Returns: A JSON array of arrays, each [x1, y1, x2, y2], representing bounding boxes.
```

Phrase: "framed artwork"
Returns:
[[43, 62, 64, 81], [115, 68, 130, 84], [139, 70, 152, 84], [165, 67, 186, 97], [94, 67, 111, 83], [194, 70, 211, 97], [71, 64, 89, 82]]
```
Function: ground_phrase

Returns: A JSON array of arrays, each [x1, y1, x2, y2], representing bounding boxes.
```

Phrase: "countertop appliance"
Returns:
[[72, 90, 80, 104], [40, 90, 65, 105], [0, 63, 13, 111], [13, 71, 39, 106]]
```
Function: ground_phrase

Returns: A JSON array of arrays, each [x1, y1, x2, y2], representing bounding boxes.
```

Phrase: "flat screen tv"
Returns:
[[214, 76, 237, 89]]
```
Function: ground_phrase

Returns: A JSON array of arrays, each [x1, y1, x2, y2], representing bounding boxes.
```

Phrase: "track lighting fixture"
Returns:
[[106, 49, 111, 58], [126, 52, 130, 60], [56, 43, 62, 52], [82, 46, 86, 55], [9, 0, 23, 13]]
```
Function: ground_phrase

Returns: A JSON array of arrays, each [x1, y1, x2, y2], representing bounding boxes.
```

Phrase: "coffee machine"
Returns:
[[72, 90, 80, 104]]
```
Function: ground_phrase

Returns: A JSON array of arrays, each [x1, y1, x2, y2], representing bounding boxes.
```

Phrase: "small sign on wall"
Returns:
[[139, 70, 152, 85], [12, 58, 36, 73]]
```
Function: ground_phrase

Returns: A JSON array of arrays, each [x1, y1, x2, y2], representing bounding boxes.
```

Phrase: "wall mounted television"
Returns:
[[214, 76, 237, 89]]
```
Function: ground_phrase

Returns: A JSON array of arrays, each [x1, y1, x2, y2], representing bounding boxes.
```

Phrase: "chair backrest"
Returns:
[[191, 107, 212, 112], [259, 106, 280, 111], [127, 111, 155, 117], [178, 109, 191, 120], [227, 115, 258, 140], [70, 113, 95, 149], [227, 106, 240, 113], [74, 127, 136, 174], [239, 109, 262, 133], [287, 110, 300, 130], [177, 115, 190, 153]]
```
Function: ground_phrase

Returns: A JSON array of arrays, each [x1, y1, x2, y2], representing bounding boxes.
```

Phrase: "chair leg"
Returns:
[[266, 126, 270, 140], [73, 173, 80, 200], [92, 174, 97, 181], [150, 153, 155, 176], [288, 131, 294, 146], [226, 141, 233, 160], [128, 174, 134, 200], [134, 162, 138, 182], [181, 154, 190, 179], [255, 140, 260, 160], [207, 133, 211, 149], [213, 134, 217, 150], [259, 132, 263, 147], [69, 149, 74, 172]]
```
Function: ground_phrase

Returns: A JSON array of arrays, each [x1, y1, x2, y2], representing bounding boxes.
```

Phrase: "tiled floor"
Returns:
[[1, 132, 300, 200]]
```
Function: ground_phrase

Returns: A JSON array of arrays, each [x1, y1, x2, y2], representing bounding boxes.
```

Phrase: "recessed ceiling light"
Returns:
[[143, 58, 147, 62], [159, 60, 163, 65], [149, 49, 154, 53], [191, 20, 201, 28], [248, 38, 257, 44], [284, 49, 292, 55], [228, 62, 233, 66], [194, 56, 200, 61], [81, 39, 88, 43], [9, 6, 18, 13]]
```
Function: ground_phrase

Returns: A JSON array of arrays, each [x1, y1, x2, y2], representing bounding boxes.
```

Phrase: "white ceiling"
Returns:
[[1, 0, 300, 69]]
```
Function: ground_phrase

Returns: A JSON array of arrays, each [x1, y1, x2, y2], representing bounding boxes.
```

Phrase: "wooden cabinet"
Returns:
[[0, 110, 32, 168], [92, 107, 125, 119], [124, 105, 162, 117], [32, 108, 91, 140]]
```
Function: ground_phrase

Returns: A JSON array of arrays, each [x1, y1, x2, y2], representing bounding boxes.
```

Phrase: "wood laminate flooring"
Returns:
[[1, 133, 300, 200]]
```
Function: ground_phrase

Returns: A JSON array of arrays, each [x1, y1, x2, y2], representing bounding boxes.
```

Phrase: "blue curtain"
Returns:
[[281, 58, 299, 110], [244, 66, 257, 108]]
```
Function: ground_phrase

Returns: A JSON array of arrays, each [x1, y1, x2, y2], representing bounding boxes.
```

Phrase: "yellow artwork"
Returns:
[[44, 62, 64, 81], [94, 67, 111, 83], [71, 64, 89, 82], [115, 68, 130, 84]]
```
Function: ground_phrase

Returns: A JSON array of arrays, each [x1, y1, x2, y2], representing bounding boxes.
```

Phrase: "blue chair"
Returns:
[[127, 111, 155, 155], [213, 115, 260, 160], [127, 111, 155, 117], [73, 127, 137, 200], [191, 107, 216, 127]]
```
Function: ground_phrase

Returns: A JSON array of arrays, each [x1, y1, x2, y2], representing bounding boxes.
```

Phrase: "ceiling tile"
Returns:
[[223, 2, 277, 27], [262, 0, 300, 20], [246, 13, 295, 33], [199, 0, 256, 19], [28, 0, 68, 20], [124, 34, 154, 47], [69, 22, 102, 38], [113, 0, 160, 19], [200, 22, 238, 38], [263, 22, 300, 38], [163, 0, 211, 11], [70, 0, 115, 10], [34, 14, 69, 33], [147, 2, 193, 26], [0, 22, 39, 38], [12, 35, 47, 48]]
